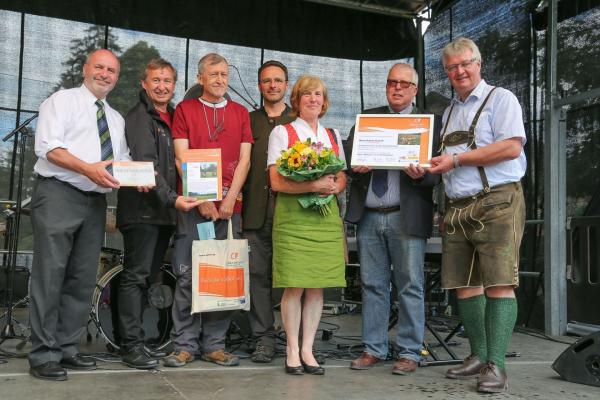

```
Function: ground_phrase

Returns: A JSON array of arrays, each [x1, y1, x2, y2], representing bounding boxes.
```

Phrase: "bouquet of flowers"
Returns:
[[276, 138, 346, 216]]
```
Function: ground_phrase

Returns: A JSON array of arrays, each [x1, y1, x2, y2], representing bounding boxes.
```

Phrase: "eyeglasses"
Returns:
[[386, 80, 415, 89], [259, 78, 287, 85], [444, 58, 478, 73]]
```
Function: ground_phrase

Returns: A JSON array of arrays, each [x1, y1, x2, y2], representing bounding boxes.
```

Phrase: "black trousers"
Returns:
[[28, 177, 106, 367], [243, 194, 279, 348], [117, 223, 174, 351]]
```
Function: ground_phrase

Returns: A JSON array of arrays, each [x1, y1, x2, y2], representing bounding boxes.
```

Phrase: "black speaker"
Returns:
[[552, 331, 600, 387]]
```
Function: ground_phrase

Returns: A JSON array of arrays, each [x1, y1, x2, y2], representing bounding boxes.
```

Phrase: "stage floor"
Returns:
[[0, 311, 596, 400]]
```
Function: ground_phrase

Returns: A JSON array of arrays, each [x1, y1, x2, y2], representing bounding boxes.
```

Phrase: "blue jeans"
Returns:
[[357, 209, 426, 361]]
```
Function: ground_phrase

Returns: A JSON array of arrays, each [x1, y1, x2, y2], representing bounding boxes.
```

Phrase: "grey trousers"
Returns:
[[242, 194, 277, 349], [28, 177, 106, 367], [169, 210, 241, 354]]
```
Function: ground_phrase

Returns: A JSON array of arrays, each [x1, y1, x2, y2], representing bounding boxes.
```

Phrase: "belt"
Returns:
[[365, 205, 400, 213], [448, 181, 521, 204], [38, 175, 104, 197]]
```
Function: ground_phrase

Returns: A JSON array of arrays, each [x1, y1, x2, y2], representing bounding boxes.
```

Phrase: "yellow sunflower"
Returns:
[[288, 153, 302, 169]]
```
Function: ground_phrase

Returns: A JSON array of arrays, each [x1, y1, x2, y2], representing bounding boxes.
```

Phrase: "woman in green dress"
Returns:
[[266, 75, 347, 375]]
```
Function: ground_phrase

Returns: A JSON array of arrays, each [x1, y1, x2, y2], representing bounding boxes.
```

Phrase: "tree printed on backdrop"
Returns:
[[1, 25, 162, 249], [55, 26, 122, 91]]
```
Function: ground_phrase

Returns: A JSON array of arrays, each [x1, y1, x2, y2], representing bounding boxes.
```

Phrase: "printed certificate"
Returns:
[[350, 114, 435, 168], [182, 149, 222, 201], [112, 161, 156, 186]]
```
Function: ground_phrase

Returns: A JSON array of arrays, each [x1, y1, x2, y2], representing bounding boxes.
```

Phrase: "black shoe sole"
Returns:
[[285, 365, 304, 375], [123, 361, 159, 370], [30, 370, 68, 381], [445, 373, 479, 380], [59, 363, 97, 371]]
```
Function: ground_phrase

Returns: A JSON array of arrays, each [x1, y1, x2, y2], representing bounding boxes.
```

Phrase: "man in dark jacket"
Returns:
[[116, 58, 200, 369], [242, 60, 294, 363], [345, 63, 441, 375]]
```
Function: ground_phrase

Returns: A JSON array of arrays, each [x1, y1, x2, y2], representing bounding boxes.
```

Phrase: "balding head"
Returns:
[[82, 49, 120, 99], [386, 63, 418, 113]]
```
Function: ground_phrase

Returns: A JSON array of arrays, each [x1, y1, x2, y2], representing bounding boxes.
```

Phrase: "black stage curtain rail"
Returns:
[[0, 0, 418, 61]]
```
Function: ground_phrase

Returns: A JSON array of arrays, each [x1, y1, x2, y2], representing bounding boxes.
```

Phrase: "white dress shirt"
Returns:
[[34, 84, 130, 193], [267, 117, 346, 167], [441, 80, 527, 199]]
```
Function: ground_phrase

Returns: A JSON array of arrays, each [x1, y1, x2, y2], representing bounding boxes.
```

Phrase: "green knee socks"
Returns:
[[485, 297, 518, 370], [457, 295, 487, 362]]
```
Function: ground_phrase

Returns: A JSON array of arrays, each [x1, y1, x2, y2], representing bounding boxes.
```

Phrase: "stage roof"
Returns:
[[0, 0, 454, 61]]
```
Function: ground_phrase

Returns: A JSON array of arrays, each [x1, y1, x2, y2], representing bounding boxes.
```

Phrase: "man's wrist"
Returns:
[[452, 153, 461, 169]]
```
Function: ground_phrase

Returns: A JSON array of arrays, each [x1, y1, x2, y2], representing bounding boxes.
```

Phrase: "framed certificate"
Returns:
[[182, 149, 222, 201], [112, 161, 156, 186], [350, 114, 435, 169]]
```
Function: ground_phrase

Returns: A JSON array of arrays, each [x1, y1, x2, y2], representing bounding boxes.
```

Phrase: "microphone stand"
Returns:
[[228, 84, 260, 110], [228, 64, 260, 110], [0, 114, 37, 356]]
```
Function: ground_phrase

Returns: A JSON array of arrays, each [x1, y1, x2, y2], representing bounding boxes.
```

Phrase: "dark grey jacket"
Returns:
[[343, 105, 442, 238], [116, 90, 178, 227]]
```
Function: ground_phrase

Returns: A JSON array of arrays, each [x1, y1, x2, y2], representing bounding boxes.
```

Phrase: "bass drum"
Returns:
[[90, 264, 175, 351]]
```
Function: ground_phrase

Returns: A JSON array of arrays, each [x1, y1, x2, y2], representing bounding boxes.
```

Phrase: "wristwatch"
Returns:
[[452, 153, 461, 169]]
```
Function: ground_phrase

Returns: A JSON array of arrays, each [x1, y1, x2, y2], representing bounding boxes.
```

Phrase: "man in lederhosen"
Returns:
[[427, 37, 526, 393]]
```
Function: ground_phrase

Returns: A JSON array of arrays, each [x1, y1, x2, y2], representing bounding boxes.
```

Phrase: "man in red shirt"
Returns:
[[163, 53, 252, 367]]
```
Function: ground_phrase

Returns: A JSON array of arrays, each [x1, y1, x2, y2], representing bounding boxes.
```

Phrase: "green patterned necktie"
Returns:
[[95, 100, 113, 173]]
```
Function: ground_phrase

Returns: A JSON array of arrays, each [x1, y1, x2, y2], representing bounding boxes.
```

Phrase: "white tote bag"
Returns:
[[191, 219, 250, 313]]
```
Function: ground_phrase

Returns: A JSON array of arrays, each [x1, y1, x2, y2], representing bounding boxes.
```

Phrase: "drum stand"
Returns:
[[0, 115, 36, 358]]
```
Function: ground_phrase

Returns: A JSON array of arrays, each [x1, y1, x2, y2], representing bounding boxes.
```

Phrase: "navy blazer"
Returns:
[[343, 105, 442, 238]]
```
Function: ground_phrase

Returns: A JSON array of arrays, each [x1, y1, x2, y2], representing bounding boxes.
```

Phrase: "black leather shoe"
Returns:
[[285, 359, 304, 375], [30, 361, 67, 381], [60, 354, 97, 371], [301, 358, 325, 375], [143, 345, 167, 359], [122, 346, 159, 369]]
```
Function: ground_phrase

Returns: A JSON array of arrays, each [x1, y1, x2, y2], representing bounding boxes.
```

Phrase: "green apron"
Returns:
[[272, 193, 346, 288]]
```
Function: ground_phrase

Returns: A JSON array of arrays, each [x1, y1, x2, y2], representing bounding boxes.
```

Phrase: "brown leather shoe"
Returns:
[[350, 352, 381, 370], [392, 358, 418, 375], [445, 354, 485, 379], [477, 362, 508, 393]]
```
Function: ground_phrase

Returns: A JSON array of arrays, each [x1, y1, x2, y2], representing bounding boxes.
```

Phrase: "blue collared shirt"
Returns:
[[364, 104, 413, 208], [441, 80, 526, 199]]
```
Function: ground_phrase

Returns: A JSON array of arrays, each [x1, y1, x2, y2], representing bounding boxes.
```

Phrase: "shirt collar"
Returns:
[[295, 117, 321, 132], [388, 104, 413, 114], [261, 104, 291, 118], [452, 79, 487, 104], [80, 84, 105, 107], [199, 97, 227, 108]]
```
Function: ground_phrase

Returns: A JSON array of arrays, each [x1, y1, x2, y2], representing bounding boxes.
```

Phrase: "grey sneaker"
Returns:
[[163, 350, 194, 367], [251, 344, 275, 363], [201, 349, 240, 366]]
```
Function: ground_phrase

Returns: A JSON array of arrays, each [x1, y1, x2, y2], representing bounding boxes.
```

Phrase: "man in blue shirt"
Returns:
[[428, 37, 526, 393], [345, 63, 441, 375]]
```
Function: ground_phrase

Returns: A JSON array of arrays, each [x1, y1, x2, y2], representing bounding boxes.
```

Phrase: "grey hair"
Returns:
[[442, 37, 482, 66], [197, 53, 228, 75], [390, 62, 419, 86]]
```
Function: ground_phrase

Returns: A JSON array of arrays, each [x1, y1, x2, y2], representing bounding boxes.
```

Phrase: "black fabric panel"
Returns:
[[0, 0, 417, 61]]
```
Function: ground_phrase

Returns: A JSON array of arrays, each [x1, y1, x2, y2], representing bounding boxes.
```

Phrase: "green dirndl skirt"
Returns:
[[272, 193, 346, 288]]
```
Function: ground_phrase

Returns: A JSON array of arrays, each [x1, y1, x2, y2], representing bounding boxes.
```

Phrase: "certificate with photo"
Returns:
[[350, 114, 435, 169], [182, 149, 222, 201], [112, 161, 156, 187]]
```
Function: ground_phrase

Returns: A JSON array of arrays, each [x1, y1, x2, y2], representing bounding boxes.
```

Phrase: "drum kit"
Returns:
[[1, 245, 176, 356], [88, 247, 175, 352]]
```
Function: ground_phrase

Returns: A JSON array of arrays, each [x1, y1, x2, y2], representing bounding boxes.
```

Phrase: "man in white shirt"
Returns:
[[28, 49, 129, 381], [428, 38, 526, 393]]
